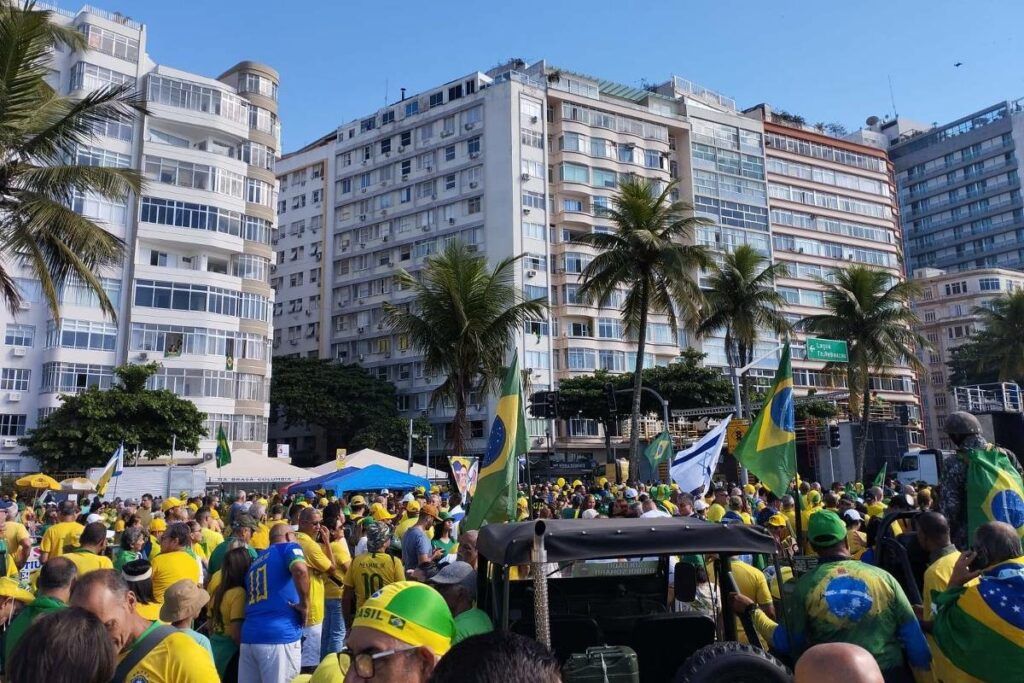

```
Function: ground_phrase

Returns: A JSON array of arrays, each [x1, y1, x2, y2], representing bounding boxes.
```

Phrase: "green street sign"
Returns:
[[806, 338, 849, 363]]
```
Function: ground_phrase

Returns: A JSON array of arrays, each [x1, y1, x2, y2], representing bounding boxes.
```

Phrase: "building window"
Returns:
[[429, 92, 444, 108], [0, 414, 26, 437], [979, 278, 1001, 291], [467, 197, 481, 214], [944, 281, 968, 296], [467, 137, 481, 155], [0, 369, 30, 391], [4, 324, 34, 347]]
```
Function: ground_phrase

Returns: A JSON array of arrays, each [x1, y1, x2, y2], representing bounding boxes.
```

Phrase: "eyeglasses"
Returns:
[[341, 646, 418, 678]]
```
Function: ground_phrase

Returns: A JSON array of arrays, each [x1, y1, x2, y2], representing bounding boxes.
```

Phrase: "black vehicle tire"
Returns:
[[674, 642, 792, 683]]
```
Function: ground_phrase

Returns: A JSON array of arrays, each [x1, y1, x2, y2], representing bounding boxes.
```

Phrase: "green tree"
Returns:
[[694, 244, 790, 413], [0, 3, 144, 320], [968, 290, 1024, 382], [269, 357, 407, 465], [573, 177, 712, 475], [800, 266, 925, 482], [20, 363, 206, 471], [384, 241, 546, 457], [946, 337, 1001, 387]]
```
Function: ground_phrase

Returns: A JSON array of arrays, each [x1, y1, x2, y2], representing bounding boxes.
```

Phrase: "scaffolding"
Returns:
[[954, 383, 1024, 414]]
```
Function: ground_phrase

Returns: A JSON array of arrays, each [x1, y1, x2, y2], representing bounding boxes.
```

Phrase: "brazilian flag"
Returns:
[[215, 426, 232, 468], [966, 447, 1024, 545], [733, 343, 796, 494], [644, 431, 673, 469], [463, 351, 526, 531], [872, 461, 887, 488]]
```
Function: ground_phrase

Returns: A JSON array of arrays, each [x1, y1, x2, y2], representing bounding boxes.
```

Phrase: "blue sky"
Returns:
[[60, 0, 1024, 152]]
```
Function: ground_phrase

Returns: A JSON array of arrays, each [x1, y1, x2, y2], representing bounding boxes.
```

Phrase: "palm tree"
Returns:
[[970, 289, 1024, 382], [800, 266, 925, 482], [573, 177, 712, 475], [695, 244, 791, 412], [384, 241, 546, 457], [0, 3, 144, 321]]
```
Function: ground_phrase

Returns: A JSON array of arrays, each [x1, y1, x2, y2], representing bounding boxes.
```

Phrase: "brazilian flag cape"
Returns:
[[966, 447, 1024, 545], [932, 558, 1024, 681], [733, 343, 796, 494], [463, 352, 526, 531]]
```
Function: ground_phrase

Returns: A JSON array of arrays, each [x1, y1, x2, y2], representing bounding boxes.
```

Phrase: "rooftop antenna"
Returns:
[[887, 74, 898, 119], [384, 78, 388, 107], [400, 87, 406, 102]]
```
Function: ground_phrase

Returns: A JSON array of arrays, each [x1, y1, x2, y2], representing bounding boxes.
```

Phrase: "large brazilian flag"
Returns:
[[932, 557, 1024, 681], [733, 343, 796, 494], [966, 447, 1024, 545], [463, 351, 527, 531]]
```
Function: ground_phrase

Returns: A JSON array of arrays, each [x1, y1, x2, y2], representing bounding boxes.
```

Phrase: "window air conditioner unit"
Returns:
[[523, 208, 531, 215], [467, 244, 479, 253], [361, 188, 367, 193], [383, 236, 389, 242], [357, 326, 365, 333], [358, 354, 365, 362], [426, 166, 433, 172], [359, 215, 367, 221], [1, 439, 18, 449], [12, 348, 26, 357], [381, 210, 388, 216], [470, 152, 480, 159], [431, 193, 437, 200], [465, 123, 475, 130], [526, 269, 537, 278], [521, 173, 531, 181], [138, 352, 148, 361], [469, 181, 478, 189], [377, 323, 384, 330], [402, 174, 409, 181], [7, 392, 22, 402], [422, 225, 431, 232]]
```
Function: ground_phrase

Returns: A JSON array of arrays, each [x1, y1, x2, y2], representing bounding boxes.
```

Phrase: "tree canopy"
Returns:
[[21, 363, 206, 471]]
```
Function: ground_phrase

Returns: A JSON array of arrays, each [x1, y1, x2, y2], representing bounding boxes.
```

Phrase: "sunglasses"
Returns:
[[341, 646, 419, 678]]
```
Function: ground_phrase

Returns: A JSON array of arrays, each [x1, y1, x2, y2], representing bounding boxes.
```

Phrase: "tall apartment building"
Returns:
[[912, 267, 1024, 448], [0, 4, 279, 469], [744, 106, 917, 414], [271, 60, 919, 464], [870, 100, 1024, 275]]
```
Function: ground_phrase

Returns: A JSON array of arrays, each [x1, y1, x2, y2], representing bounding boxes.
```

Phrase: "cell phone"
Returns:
[[968, 548, 989, 572]]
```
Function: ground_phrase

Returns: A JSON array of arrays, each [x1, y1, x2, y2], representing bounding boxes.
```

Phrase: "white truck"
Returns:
[[896, 448, 952, 486]]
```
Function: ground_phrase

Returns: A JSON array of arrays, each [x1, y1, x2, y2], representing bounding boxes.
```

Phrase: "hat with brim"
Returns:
[[149, 518, 167, 533], [370, 503, 395, 521], [420, 503, 439, 520], [232, 513, 259, 531], [766, 513, 788, 527], [353, 581, 454, 657], [0, 577, 34, 604], [159, 579, 209, 623], [160, 497, 183, 513], [808, 510, 847, 548]]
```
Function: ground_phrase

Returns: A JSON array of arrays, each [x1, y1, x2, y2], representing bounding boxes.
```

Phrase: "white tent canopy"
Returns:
[[202, 450, 311, 484], [306, 448, 445, 480]]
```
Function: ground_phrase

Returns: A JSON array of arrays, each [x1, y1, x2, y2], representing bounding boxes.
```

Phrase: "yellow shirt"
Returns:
[[719, 559, 772, 644], [922, 550, 961, 620], [135, 601, 162, 621], [149, 536, 162, 560], [739, 511, 753, 525], [706, 503, 726, 523], [205, 571, 221, 614], [250, 523, 270, 551], [199, 528, 224, 556], [342, 552, 404, 609], [118, 627, 218, 683], [2, 522, 29, 553], [151, 550, 201, 602], [213, 585, 246, 634], [295, 532, 332, 626], [39, 521, 83, 557], [65, 548, 113, 575], [847, 529, 868, 560], [324, 539, 352, 601]]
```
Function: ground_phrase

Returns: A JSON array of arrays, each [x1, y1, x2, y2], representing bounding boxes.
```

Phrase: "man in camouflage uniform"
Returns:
[[938, 411, 1024, 548]]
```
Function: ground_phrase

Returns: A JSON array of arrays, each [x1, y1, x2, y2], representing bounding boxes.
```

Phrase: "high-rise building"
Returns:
[[911, 267, 1024, 448], [0, 4, 279, 468], [865, 100, 1024, 275], [271, 60, 921, 466]]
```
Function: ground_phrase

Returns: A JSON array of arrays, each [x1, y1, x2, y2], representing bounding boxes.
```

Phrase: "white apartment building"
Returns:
[[0, 4, 279, 469], [271, 60, 919, 466], [912, 267, 1024, 447]]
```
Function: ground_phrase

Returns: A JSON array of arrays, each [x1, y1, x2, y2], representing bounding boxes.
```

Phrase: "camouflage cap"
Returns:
[[366, 521, 392, 552]]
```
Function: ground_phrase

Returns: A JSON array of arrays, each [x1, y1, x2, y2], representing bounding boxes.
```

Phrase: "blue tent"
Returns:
[[319, 464, 428, 494], [286, 466, 360, 495]]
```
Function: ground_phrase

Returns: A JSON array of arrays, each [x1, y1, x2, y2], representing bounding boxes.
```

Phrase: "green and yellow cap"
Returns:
[[352, 581, 455, 656]]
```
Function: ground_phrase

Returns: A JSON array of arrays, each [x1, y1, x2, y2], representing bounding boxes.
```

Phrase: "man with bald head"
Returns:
[[294, 505, 335, 672], [795, 643, 883, 683]]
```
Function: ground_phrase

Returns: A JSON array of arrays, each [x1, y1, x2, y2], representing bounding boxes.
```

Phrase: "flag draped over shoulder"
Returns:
[[94, 443, 124, 496], [463, 352, 526, 531], [966, 447, 1024, 544], [644, 431, 673, 470], [733, 343, 796, 494], [215, 426, 232, 468], [931, 558, 1024, 680], [671, 416, 730, 495], [872, 461, 888, 488]]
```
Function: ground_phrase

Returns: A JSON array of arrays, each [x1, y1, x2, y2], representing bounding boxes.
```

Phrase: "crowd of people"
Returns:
[[0, 411, 1016, 682]]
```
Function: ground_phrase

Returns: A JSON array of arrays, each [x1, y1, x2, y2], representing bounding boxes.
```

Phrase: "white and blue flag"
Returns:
[[670, 416, 731, 496]]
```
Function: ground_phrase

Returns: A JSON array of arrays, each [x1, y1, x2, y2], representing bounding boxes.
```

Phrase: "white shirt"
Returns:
[[640, 509, 671, 519]]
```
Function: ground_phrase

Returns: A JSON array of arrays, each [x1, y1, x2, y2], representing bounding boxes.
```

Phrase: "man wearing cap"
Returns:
[[71, 569, 218, 682], [343, 522, 405, 624], [393, 499, 422, 549], [315, 581, 454, 683], [402, 504, 442, 572], [208, 513, 260, 575], [730, 510, 931, 680], [295, 506, 336, 672], [39, 501, 83, 562], [843, 509, 868, 560], [4, 557, 75, 664], [428, 561, 493, 644], [161, 497, 187, 523], [240, 522, 310, 683], [65, 521, 113, 575]]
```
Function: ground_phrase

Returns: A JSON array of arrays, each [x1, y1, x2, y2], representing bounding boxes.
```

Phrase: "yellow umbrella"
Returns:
[[15, 474, 60, 491], [60, 477, 97, 494]]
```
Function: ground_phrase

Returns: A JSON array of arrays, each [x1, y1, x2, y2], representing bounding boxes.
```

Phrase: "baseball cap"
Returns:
[[349, 495, 366, 507], [842, 509, 863, 523], [581, 509, 600, 519], [85, 513, 104, 525], [427, 560, 476, 592], [694, 499, 709, 512], [808, 510, 846, 548], [624, 488, 638, 500], [766, 513, 788, 527], [149, 518, 167, 533], [160, 497, 184, 513], [159, 579, 210, 623], [353, 581, 455, 657], [369, 502, 394, 521], [401, 493, 415, 504], [420, 503, 439, 520], [232, 513, 260, 531], [0, 577, 34, 604], [406, 500, 421, 513]]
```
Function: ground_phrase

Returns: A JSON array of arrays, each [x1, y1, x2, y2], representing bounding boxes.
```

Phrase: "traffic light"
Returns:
[[828, 423, 841, 448], [604, 383, 618, 417], [545, 390, 560, 419], [528, 391, 548, 418]]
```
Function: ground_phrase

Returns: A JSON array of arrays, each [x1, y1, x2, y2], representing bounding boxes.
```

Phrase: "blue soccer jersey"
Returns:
[[241, 542, 307, 644]]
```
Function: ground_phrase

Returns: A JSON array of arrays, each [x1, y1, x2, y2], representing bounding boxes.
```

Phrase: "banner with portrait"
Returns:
[[449, 456, 479, 499]]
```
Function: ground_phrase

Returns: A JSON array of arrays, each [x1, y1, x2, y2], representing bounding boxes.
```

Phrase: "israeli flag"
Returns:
[[670, 416, 731, 496]]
